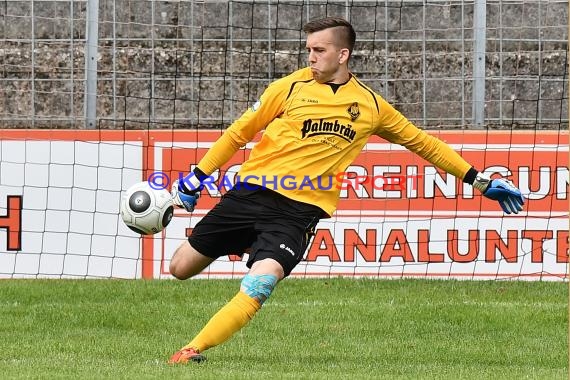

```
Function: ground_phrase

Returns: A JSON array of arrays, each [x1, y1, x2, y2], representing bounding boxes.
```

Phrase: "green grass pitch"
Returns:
[[0, 278, 567, 379]]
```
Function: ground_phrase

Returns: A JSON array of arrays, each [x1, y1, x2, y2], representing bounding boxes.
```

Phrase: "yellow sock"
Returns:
[[183, 291, 261, 353]]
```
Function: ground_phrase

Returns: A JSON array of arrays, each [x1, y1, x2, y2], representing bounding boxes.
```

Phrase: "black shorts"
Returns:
[[188, 184, 323, 276]]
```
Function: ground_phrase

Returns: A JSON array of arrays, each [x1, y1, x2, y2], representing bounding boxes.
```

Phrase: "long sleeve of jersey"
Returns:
[[193, 67, 475, 216], [196, 79, 287, 175], [373, 96, 472, 180]]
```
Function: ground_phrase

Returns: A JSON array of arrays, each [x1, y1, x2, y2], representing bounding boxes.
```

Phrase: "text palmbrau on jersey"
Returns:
[[301, 118, 357, 142]]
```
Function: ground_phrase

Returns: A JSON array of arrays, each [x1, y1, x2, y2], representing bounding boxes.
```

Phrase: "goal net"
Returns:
[[0, 0, 567, 280]]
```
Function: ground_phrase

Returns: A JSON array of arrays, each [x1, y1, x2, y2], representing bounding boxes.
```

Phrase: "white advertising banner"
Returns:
[[0, 130, 568, 280]]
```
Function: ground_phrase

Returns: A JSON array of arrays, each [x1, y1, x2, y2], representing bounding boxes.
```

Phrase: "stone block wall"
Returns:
[[0, 0, 567, 129]]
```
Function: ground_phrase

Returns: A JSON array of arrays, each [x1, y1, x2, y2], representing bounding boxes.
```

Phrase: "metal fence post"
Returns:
[[472, 0, 486, 128], [84, 0, 99, 129]]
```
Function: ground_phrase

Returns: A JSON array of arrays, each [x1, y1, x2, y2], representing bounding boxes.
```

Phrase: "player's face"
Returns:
[[305, 29, 349, 84]]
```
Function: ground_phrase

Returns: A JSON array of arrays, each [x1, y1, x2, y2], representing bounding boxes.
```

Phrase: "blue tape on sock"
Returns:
[[241, 274, 278, 305]]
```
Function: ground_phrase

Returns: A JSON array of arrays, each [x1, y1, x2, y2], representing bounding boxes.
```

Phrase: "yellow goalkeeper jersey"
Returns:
[[197, 67, 471, 217]]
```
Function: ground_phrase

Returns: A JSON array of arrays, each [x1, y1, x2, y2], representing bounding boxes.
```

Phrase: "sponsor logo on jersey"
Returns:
[[301, 118, 356, 142], [347, 102, 360, 121], [251, 100, 261, 111]]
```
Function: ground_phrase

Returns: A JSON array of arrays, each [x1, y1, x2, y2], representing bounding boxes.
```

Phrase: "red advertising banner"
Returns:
[[147, 130, 568, 280]]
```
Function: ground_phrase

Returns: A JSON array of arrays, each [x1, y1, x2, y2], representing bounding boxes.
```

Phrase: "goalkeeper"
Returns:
[[167, 16, 524, 364]]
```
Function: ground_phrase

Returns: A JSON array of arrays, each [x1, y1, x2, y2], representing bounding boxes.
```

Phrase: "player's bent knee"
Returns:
[[169, 259, 187, 280], [169, 255, 191, 280], [241, 273, 278, 305], [169, 241, 209, 280]]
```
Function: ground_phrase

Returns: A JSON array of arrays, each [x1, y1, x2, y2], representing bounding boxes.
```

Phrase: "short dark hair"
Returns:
[[302, 17, 356, 55]]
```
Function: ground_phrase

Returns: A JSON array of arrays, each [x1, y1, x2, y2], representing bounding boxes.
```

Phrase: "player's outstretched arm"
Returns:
[[171, 168, 206, 212], [472, 172, 524, 214]]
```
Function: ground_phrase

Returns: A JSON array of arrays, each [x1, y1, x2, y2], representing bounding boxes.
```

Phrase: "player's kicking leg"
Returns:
[[167, 240, 216, 363], [168, 258, 283, 364], [169, 240, 215, 280], [167, 186, 320, 364]]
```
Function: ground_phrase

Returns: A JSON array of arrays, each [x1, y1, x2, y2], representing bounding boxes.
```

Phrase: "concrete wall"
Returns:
[[0, 0, 567, 129]]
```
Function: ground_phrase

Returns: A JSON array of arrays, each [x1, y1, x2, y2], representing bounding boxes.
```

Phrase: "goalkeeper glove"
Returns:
[[171, 169, 204, 213], [473, 173, 524, 214]]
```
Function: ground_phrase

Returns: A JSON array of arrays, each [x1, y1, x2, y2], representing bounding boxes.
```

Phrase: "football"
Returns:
[[120, 181, 174, 235]]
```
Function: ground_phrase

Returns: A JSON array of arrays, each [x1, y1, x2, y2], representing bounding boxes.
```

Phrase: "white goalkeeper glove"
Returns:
[[171, 171, 203, 213], [473, 173, 524, 214]]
